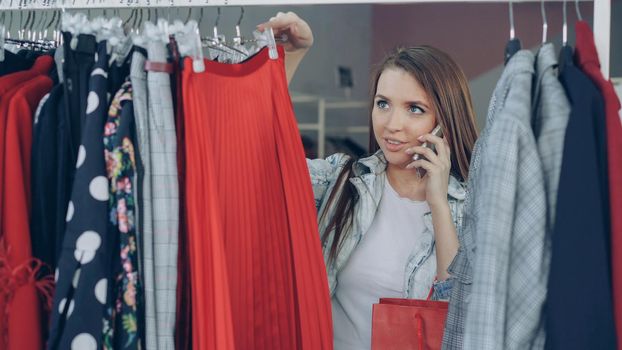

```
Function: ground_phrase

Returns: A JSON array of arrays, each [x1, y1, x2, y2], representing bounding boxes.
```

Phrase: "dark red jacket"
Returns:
[[0, 57, 53, 350]]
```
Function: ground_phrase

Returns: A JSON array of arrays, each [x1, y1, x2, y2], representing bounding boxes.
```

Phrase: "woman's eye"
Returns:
[[409, 105, 425, 114], [376, 100, 389, 109]]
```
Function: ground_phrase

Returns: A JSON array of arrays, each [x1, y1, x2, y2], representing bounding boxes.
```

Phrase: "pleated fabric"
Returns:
[[182, 46, 333, 350]]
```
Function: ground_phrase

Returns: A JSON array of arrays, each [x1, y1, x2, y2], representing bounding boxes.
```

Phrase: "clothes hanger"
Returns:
[[204, 6, 225, 61], [0, 5, 6, 62], [61, 2, 93, 50], [557, 0, 574, 71], [55, 7, 62, 45], [234, 6, 244, 45], [137, 7, 145, 34], [6, 6, 13, 40], [202, 7, 245, 63], [85, 0, 91, 22], [575, 0, 583, 22], [30, 9, 38, 41], [41, 8, 51, 41], [94, 9, 132, 66], [124, 8, 137, 32], [541, 0, 548, 44], [132, 6, 142, 34], [504, 0, 521, 65], [562, 0, 568, 47], [34, 7, 44, 41], [4, 1, 55, 52], [230, 7, 250, 63], [166, 17, 204, 72], [205, 6, 249, 63], [17, 5, 25, 40], [26, 9, 36, 42], [251, 26, 278, 60]]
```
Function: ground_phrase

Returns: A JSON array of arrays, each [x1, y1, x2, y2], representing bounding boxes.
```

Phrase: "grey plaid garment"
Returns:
[[532, 43, 570, 233], [443, 50, 545, 350], [529, 43, 570, 348], [130, 49, 157, 349], [144, 41, 179, 350], [461, 50, 549, 350]]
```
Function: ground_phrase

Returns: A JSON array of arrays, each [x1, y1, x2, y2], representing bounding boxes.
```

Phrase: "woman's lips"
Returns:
[[384, 138, 407, 152]]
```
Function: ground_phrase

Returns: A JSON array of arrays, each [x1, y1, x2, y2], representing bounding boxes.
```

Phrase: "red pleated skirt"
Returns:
[[182, 46, 333, 350]]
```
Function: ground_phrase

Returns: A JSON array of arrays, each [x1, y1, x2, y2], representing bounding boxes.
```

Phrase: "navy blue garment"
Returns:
[[0, 50, 34, 76], [31, 84, 64, 270], [108, 56, 131, 97], [48, 41, 112, 350], [545, 45, 617, 350], [61, 32, 96, 165]]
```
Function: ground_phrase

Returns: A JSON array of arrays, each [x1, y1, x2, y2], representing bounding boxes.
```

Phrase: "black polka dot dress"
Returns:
[[48, 40, 112, 350]]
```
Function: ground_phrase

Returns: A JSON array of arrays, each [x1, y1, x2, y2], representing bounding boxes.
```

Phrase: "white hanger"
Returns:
[[252, 27, 278, 60], [168, 19, 204, 73], [509, 0, 515, 40], [562, 0, 568, 46], [0, 7, 6, 62], [575, 0, 583, 21], [541, 0, 548, 44]]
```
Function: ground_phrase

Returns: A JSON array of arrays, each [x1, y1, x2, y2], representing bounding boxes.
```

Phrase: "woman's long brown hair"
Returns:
[[320, 46, 479, 264]]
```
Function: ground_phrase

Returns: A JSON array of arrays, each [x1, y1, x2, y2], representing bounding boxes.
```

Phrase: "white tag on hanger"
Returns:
[[170, 20, 205, 73], [192, 26, 205, 73], [252, 27, 278, 60]]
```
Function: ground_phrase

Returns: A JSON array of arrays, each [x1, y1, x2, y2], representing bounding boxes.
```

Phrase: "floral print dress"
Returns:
[[102, 80, 142, 350]]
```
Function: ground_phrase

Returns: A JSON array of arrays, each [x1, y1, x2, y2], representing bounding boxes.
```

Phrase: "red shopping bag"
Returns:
[[371, 289, 448, 350]]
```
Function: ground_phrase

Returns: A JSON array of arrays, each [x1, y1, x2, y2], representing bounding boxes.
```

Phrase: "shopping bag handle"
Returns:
[[426, 286, 434, 301], [426, 276, 439, 301], [416, 313, 424, 350]]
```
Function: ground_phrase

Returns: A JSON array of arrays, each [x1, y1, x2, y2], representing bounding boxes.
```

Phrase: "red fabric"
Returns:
[[0, 56, 53, 229], [371, 298, 448, 350], [0, 74, 53, 350], [182, 46, 332, 349], [0, 56, 53, 97], [0, 56, 53, 350], [575, 20, 622, 349], [171, 37, 192, 350]]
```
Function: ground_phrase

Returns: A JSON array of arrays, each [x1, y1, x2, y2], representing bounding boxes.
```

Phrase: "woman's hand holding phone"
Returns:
[[405, 126, 451, 208]]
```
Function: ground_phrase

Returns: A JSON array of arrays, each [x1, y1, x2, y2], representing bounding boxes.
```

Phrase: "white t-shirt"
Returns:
[[332, 177, 430, 350]]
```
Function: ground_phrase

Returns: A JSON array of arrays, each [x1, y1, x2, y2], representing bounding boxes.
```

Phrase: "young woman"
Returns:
[[259, 12, 479, 350]]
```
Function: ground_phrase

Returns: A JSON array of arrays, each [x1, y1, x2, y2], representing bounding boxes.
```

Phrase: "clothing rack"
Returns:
[[0, 0, 612, 79]]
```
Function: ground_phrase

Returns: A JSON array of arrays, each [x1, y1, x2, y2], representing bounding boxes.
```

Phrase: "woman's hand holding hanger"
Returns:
[[257, 12, 314, 84]]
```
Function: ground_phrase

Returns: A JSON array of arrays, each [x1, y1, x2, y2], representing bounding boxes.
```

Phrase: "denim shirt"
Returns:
[[307, 151, 466, 301]]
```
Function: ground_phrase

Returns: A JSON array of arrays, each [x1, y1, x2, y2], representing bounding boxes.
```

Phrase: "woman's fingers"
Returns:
[[256, 12, 290, 31], [407, 146, 440, 165], [406, 159, 434, 171], [418, 134, 448, 159], [406, 134, 451, 167], [256, 12, 313, 49]]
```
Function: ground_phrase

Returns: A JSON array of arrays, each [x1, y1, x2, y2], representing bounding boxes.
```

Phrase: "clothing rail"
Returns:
[[0, 0, 611, 78], [0, 0, 599, 6]]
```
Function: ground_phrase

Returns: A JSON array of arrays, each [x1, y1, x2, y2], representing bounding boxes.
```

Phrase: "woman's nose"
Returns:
[[385, 112, 402, 132]]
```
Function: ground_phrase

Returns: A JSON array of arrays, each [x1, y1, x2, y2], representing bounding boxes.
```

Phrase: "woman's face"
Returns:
[[372, 67, 437, 168]]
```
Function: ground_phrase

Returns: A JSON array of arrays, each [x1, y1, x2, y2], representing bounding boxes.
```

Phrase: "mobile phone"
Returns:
[[412, 125, 444, 178]]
